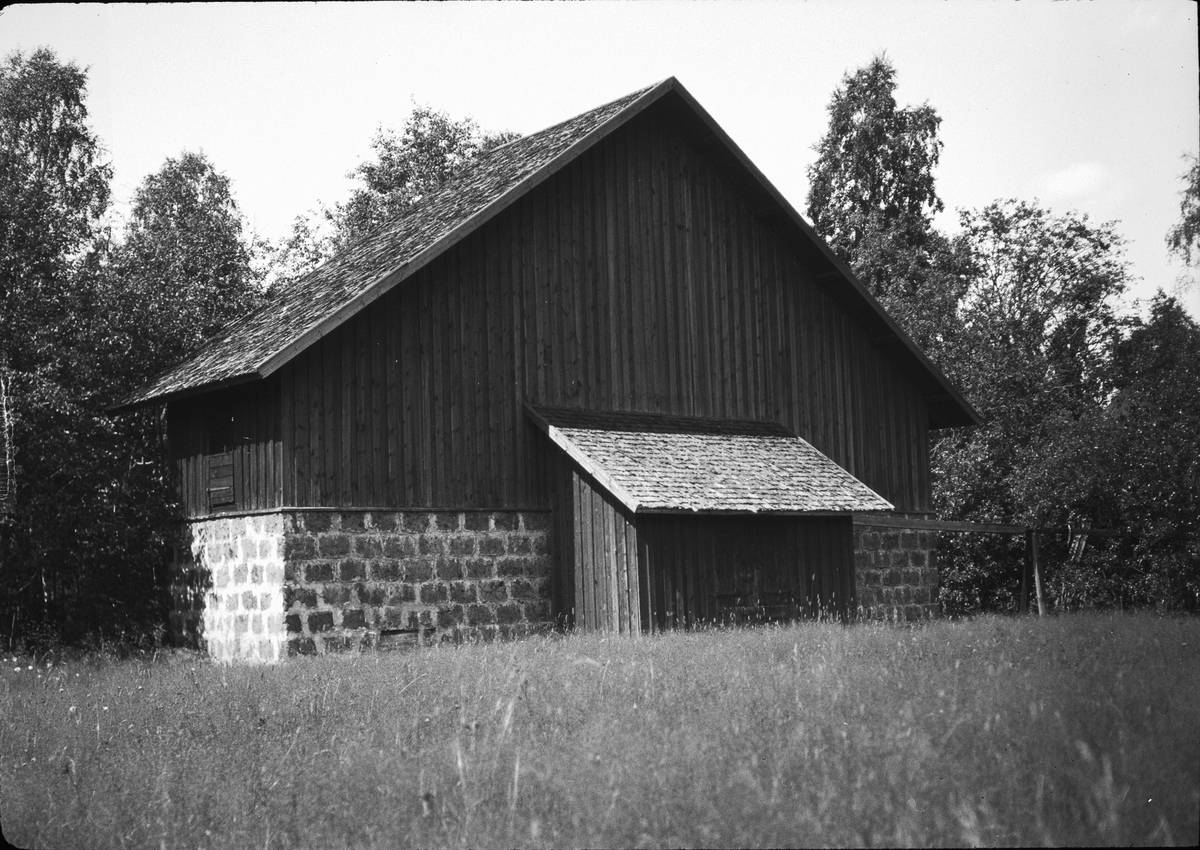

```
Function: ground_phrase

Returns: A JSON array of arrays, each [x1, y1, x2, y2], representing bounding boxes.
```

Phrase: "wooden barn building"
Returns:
[[118, 78, 978, 663]]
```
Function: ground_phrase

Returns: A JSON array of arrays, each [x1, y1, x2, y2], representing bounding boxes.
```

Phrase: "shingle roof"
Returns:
[[116, 82, 660, 409], [116, 77, 978, 428], [527, 406, 893, 514]]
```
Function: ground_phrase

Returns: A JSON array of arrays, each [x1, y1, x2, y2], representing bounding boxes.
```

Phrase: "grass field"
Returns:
[[2, 612, 1197, 848]]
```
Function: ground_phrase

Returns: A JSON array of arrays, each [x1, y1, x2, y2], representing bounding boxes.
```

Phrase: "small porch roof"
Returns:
[[526, 406, 893, 515]]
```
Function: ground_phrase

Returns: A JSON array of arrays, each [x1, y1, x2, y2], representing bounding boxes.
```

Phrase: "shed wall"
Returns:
[[554, 460, 642, 634]]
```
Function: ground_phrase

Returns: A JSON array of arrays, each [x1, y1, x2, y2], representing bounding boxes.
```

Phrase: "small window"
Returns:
[[207, 451, 235, 509], [206, 411, 241, 511]]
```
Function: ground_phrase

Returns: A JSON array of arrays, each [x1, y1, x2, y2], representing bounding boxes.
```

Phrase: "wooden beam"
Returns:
[[855, 515, 1027, 535], [109, 370, 261, 414], [853, 514, 1124, 538]]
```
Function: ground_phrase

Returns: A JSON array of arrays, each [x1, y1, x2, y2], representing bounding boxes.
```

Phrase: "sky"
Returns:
[[2, 1, 1198, 317]]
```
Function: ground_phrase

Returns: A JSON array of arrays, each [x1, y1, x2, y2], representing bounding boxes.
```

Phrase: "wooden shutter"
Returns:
[[207, 451, 235, 510]]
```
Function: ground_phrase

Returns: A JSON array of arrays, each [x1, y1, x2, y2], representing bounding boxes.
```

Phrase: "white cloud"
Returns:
[[1038, 162, 1108, 203]]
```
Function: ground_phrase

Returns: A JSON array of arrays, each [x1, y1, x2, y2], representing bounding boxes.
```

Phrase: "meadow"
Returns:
[[1, 612, 1197, 849]]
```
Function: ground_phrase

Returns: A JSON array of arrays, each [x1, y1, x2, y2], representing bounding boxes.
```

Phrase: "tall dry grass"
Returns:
[[2, 612, 1197, 848]]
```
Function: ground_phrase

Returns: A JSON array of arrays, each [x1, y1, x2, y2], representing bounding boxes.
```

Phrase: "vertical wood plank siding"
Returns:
[[169, 377, 283, 518], [261, 107, 929, 515], [550, 454, 641, 634]]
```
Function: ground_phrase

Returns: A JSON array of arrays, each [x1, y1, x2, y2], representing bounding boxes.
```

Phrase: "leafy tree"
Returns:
[[805, 55, 967, 360], [100, 151, 264, 389], [807, 60, 1196, 615], [1, 51, 265, 648], [261, 208, 336, 296], [807, 55, 943, 257], [0, 49, 111, 376], [0, 48, 116, 643], [334, 104, 519, 245], [50, 151, 266, 646], [266, 105, 518, 290], [1105, 294, 1200, 608], [1166, 153, 1200, 268], [933, 201, 1132, 614], [0, 48, 176, 648], [1166, 153, 1200, 303]]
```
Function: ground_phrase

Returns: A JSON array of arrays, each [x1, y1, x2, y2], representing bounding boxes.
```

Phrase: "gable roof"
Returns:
[[115, 77, 978, 428], [526, 406, 893, 514]]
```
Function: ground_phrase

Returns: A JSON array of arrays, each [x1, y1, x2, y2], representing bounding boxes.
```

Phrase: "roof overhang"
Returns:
[[526, 405, 894, 515]]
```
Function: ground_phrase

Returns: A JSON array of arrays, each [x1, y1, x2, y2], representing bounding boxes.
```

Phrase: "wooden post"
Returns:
[[1021, 527, 1033, 614], [1031, 529, 1046, 617]]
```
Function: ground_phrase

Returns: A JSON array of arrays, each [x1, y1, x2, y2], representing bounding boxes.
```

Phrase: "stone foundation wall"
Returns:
[[170, 509, 554, 662], [281, 510, 553, 656], [170, 514, 287, 663], [853, 523, 940, 622]]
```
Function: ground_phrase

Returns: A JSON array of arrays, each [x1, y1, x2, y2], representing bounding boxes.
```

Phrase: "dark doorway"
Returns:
[[638, 515, 854, 630]]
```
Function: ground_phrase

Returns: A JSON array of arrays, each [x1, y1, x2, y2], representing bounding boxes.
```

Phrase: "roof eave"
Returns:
[[635, 507, 892, 516], [107, 370, 262, 414]]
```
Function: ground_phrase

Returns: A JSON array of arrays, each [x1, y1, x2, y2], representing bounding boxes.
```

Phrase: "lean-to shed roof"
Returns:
[[526, 406, 893, 515], [116, 77, 978, 428]]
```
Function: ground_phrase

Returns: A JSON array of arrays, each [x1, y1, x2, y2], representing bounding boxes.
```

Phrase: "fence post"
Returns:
[[1021, 528, 1032, 614], [1031, 529, 1045, 617]]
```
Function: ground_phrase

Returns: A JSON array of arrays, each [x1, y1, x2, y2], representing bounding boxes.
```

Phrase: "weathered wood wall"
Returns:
[[193, 101, 929, 518], [638, 515, 856, 627], [551, 457, 642, 634], [169, 378, 282, 517]]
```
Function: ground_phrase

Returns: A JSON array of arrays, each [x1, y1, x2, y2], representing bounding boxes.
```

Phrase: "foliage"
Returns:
[[260, 208, 337, 296], [0, 50, 262, 649], [803, 57, 1195, 614], [1105, 295, 1200, 608], [806, 55, 943, 258], [804, 58, 1198, 614], [805, 55, 967, 360], [0, 48, 129, 645], [333, 104, 519, 247], [3, 615, 1197, 848], [100, 150, 264, 389], [932, 201, 1131, 614], [266, 105, 518, 291], [0, 48, 111, 378], [1165, 152, 1200, 270]]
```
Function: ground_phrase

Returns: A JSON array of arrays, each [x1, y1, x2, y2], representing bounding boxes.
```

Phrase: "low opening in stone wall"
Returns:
[[378, 628, 421, 650]]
